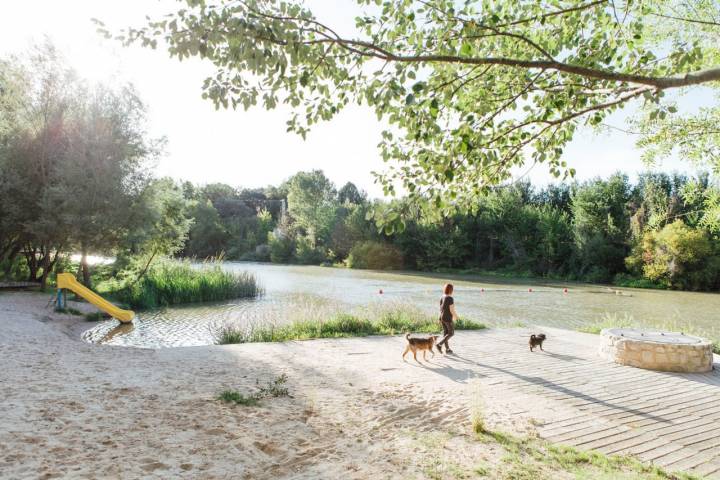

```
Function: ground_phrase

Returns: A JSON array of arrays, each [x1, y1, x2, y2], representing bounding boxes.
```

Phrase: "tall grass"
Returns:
[[215, 303, 485, 344], [115, 260, 262, 310]]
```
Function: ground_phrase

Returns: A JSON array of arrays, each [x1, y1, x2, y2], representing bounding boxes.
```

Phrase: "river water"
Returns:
[[82, 262, 720, 348]]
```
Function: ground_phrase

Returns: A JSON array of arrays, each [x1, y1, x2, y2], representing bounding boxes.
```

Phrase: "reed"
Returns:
[[116, 259, 262, 310], [215, 303, 485, 344]]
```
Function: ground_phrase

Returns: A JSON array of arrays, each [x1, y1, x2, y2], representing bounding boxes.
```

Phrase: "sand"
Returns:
[[0, 291, 588, 479]]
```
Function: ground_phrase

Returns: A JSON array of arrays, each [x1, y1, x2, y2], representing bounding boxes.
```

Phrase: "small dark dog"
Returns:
[[402, 333, 438, 362], [529, 333, 546, 352]]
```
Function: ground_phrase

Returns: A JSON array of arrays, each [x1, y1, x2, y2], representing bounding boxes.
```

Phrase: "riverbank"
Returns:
[[1, 291, 716, 479]]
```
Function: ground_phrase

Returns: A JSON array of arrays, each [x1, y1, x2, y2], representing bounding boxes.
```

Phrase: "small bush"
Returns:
[[268, 231, 294, 263], [346, 241, 404, 270], [254, 244, 271, 262], [217, 375, 290, 407], [294, 235, 327, 265], [113, 259, 262, 310]]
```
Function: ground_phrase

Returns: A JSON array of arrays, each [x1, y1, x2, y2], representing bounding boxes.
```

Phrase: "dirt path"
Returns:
[[1, 291, 718, 479]]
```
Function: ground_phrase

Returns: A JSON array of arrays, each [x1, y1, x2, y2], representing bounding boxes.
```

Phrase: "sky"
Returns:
[[0, 0, 705, 198]]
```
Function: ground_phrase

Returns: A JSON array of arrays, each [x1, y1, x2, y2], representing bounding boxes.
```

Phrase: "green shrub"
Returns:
[[294, 235, 327, 264], [612, 273, 666, 289], [217, 389, 260, 406], [217, 375, 290, 407], [268, 231, 294, 263], [114, 259, 262, 310], [346, 240, 404, 270], [625, 221, 720, 291]]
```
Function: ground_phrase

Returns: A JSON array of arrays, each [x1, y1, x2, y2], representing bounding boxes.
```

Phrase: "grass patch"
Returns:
[[216, 307, 485, 344], [217, 375, 290, 407], [217, 389, 260, 406], [84, 312, 105, 322], [56, 307, 83, 316], [112, 259, 262, 310], [474, 428, 700, 480]]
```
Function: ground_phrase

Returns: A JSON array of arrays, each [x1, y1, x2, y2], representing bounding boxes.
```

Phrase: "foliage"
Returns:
[[294, 235, 326, 265], [184, 199, 228, 259], [612, 273, 666, 290], [268, 229, 294, 264], [173, 171, 720, 292], [627, 220, 718, 290], [0, 43, 180, 287], [113, 259, 262, 309], [111, 0, 720, 226], [571, 174, 631, 282], [286, 170, 338, 245], [346, 240, 404, 270]]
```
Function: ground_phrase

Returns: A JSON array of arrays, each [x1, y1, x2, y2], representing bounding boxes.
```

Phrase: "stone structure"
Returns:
[[599, 328, 714, 373]]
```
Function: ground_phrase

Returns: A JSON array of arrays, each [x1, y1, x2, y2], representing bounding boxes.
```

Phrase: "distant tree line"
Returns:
[[2, 44, 719, 292], [180, 169, 720, 291]]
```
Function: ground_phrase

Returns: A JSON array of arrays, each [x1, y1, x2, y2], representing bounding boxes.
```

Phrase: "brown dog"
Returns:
[[529, 333, 546, 352], [402, 333, 438, 362]]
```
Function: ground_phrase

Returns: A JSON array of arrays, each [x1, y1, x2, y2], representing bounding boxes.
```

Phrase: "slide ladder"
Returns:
[[56, 273, 134, 323]]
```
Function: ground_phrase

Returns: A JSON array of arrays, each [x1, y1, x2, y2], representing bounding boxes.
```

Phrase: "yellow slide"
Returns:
[[56, 273, 134, 323]]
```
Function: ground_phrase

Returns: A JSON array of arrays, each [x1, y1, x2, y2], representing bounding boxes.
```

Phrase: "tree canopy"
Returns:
[[0, 44, 188, 286], [105, 0, 720, 229]]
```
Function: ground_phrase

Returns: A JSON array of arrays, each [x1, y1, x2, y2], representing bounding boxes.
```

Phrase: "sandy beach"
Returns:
[[0, 291, 562, 479], [3, 291, 720, 479]]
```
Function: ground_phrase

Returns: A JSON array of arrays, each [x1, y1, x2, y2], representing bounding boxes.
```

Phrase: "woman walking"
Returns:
[[436, 283, 457, 354]]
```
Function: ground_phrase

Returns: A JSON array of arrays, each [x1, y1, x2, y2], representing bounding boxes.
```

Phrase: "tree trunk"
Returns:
[[39, 250, 50, 290], [80, 250, 91, 287], [131, 249, 158, 287], [26, 246, 38, 282], [2, 244, 21, 277]]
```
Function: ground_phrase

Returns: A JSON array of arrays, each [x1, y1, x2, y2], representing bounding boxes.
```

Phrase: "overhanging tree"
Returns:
[[105, 0, 720, 229]]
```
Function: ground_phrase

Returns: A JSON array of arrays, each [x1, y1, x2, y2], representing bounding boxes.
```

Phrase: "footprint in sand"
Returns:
[[141, 461, 169, 472], [254, 441, 280, 455]]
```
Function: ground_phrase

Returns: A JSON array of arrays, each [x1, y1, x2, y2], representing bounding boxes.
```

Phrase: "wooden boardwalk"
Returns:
[[441, 328, 720, 478]]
